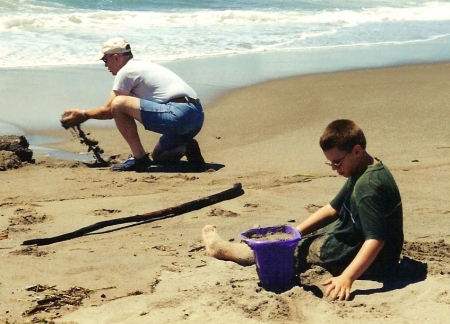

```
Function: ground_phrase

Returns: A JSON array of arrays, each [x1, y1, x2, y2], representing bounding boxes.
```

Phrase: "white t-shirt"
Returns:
[[113, 59, 197, 103]]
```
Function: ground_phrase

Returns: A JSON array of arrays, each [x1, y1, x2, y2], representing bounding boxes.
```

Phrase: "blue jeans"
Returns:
[[140, 99, 204, 150]]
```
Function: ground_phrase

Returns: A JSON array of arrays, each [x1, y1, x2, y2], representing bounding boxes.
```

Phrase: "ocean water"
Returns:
[[1, 0, 450, 68]]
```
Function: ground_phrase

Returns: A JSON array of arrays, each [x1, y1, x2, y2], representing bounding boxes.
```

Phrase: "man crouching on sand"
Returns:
[[202, 119, 403, 301], [60, 37, 205, 172]]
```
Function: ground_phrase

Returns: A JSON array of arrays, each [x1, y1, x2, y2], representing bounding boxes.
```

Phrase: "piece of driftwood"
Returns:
[[22, 183, 244, 246], [0, 135, 33, 162]]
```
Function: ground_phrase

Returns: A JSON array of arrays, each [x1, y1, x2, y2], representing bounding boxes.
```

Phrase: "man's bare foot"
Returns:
[[201, 225, 255, 266]]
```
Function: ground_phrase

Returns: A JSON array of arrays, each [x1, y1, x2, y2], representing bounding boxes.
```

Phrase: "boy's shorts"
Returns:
[[297, 231, 398, 280], [297, 232, 362, 276], [140, 99, 204, 150]]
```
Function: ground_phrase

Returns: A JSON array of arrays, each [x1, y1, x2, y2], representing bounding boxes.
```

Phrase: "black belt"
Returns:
[[169, 96, 200, 104]]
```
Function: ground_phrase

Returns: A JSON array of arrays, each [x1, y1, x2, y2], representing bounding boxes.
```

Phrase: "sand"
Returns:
[[1, 62, 450, 323]]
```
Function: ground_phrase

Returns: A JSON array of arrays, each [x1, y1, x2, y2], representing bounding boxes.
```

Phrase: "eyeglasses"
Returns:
[[325, 152, 349, 168], [101, 54, 113, 64]]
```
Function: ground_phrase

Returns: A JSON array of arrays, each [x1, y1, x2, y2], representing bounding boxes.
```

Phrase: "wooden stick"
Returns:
[[22, 183, 244, 246]]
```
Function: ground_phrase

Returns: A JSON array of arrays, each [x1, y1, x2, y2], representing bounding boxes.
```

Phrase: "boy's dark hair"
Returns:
[[319, 119, 366, 152]]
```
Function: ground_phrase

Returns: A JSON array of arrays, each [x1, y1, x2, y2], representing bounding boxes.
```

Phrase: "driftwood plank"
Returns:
[[22, 183, 244, 246]]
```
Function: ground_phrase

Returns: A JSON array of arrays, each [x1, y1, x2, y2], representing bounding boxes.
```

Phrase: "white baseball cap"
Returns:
[[98, 37, 131, 60]]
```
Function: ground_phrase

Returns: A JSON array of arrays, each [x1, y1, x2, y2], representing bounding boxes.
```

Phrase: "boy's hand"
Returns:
[[322, 275, 353, 301], [322, 239, 384, 301]]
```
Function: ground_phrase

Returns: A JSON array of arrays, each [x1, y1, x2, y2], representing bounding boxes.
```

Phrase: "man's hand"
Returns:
[[60, 109, 86, 129], [322, 275, 353, 301]]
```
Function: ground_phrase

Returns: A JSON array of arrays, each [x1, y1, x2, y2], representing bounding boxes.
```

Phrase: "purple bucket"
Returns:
[[239, 225, 302, 292]]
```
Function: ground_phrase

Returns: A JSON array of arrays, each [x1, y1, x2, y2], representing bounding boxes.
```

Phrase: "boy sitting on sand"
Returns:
[[202, 119, 403, 301]]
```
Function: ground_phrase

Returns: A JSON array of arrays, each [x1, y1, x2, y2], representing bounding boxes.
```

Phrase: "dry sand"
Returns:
[[1, 63, 450, 323]]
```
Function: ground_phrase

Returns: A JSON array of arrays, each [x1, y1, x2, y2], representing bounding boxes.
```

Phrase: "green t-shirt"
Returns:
[[327, 160, 403, 275]]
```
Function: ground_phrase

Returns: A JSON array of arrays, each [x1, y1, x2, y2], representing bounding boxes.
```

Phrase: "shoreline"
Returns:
[[1, 39, 450, 160], [12, 60, 450, 164], [2, 38, 450, 131]]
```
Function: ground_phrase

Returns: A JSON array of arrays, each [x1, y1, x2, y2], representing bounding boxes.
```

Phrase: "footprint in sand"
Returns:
[[9, 207, 50, 226], [92, 208, 122, 217], [207, 207, 238, 217]]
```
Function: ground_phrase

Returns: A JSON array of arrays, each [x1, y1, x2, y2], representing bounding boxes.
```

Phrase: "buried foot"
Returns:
[[201, 225, 255, 266]]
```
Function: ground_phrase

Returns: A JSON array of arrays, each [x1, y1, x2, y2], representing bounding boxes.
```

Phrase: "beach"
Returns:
[[1, 60, 450, 323]]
